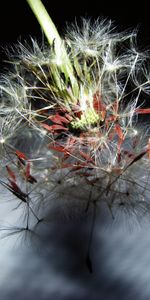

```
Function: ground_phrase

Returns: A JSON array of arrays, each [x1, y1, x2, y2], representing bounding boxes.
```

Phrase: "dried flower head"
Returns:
[[0, 1, 150, 260]]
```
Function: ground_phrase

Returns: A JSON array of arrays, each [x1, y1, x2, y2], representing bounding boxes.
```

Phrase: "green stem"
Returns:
[[26, 0, 79, 98], [27, 0, 60, 46]]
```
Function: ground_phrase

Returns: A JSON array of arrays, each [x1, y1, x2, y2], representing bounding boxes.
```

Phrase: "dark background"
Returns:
[[0, 1, 150, 48]]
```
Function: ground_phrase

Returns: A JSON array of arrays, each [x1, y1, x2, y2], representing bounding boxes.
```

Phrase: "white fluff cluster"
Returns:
[[0, 18, 150, 237]]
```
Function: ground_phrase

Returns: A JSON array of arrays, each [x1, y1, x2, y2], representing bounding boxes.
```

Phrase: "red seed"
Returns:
[[15, 150, 28, 160], [6, 166, 16, 182], [136, 108, 150, 114], [42, 123, 68, 131], [48, 114, 70, 125]]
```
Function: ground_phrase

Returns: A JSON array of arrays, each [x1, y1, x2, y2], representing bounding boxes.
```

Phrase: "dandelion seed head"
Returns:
[[0, 12, 150, 236]]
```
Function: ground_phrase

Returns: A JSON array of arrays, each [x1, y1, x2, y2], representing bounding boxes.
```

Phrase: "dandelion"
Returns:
[[0, 0, 150, 272]]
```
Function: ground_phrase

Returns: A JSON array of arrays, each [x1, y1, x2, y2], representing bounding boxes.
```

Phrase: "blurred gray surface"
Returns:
[[0, 198, 150, 300]]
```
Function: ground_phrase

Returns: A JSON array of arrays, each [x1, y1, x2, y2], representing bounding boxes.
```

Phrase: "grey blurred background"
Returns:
[[0, 198, 150, 300]]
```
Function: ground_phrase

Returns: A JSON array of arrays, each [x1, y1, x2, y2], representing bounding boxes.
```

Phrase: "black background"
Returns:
[[0, 1, 150, 48]]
